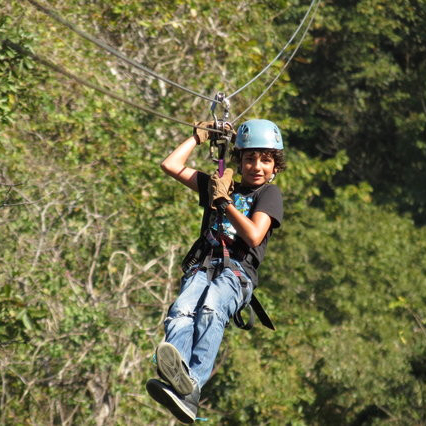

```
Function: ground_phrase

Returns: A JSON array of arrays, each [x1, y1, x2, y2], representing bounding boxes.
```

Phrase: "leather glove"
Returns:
[[193, 121, 215, 144], [208, 168, 234, 209]]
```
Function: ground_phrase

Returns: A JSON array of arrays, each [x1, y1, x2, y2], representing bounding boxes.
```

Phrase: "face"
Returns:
[[240, 150, 276, 186]]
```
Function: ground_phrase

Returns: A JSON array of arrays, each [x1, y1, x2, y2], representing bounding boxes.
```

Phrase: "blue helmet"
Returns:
[[235, 119, 284, 151]]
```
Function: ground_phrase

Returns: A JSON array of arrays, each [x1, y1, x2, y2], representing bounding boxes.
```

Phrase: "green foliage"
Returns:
[[0, 15, 38, 124], [258, 202, 426, 424], [278, 148, 351, 214], [286, 0, 426, 223], [1, 0, 426, 424]]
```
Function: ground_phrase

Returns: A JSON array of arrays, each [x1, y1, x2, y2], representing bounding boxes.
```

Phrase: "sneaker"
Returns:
[[146, 379, 199, 424], [156, 342, 194, 395]]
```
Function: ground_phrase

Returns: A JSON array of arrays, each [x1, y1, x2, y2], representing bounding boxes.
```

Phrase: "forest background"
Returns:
[[1, 0, 426, 424]]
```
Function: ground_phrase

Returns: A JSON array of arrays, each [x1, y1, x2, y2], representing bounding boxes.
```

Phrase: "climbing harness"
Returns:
[[181, 227, 275, 331], [181, 181, 276, 332]]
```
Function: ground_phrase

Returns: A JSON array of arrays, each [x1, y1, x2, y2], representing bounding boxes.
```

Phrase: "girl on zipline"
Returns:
[[146, 119, 285, 423]]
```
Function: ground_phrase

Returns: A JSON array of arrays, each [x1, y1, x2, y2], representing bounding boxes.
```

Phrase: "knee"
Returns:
[[200, 305, 214, 316], [167, 305, 196, 321], [199, 304, 227, 325]]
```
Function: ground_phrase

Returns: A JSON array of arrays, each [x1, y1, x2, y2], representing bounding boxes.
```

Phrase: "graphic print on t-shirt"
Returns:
[[212, 193, 253, 240]]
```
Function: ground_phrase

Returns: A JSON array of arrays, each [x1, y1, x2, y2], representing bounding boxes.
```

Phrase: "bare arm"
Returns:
[[161, 136, 200, 192], [223, 205, 272, 248]]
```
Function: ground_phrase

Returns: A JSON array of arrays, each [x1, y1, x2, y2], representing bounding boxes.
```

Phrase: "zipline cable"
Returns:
[[231, 0, 320, 124], [3, 41, 224, 134], [25, 0, 219, 104], [227, 0, 317, 100], [26, 0, 318, 108], [16, 0, 319, 131]]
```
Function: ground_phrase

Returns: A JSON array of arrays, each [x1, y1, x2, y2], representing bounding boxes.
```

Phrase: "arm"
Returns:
[[209, 170, 275, 248], [161, 135, 199, 192], [223, 205, 272, 248]]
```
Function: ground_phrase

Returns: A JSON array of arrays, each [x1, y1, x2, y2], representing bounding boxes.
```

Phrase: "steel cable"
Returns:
[[26, 0, 318, 110], [227, 0, 317, 100], [3, 41, 223, 134], [25, 0, 219, 103], [19, 0, 319, 130], [231, 0, 320, 124]]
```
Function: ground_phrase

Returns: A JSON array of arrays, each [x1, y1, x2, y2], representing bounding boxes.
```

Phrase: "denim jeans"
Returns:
[[164, 259, 253, 389]]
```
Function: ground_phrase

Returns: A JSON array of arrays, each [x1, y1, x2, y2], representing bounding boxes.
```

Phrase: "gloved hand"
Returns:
[[193, 121, 215, 144], [208, 168, 234, 209]]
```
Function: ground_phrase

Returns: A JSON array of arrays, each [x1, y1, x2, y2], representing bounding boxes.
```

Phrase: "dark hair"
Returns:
[[230, 148, 287, 173]]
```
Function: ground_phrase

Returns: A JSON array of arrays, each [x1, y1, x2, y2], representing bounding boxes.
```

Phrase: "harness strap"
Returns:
[[229, 259, 275, 331], [232, 270, 255, 330], [249, 294, 275, 330], [234, 303, 255, 330], [218, 239, 257, 331], [192, 247, 274, 331]]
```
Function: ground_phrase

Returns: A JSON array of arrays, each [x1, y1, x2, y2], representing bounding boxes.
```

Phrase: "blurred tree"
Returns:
[[286, 0, 426, 223], [2, 0, 426, 424]]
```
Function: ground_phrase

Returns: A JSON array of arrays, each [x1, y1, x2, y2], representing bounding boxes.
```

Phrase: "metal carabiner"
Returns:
[[210, 92, 226, 124], [210, 92, 231, 138]]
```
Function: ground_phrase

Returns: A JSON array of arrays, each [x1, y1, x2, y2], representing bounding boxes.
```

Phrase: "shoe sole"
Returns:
[[146, 379, 195, 424], [156, 343, 193, 395]]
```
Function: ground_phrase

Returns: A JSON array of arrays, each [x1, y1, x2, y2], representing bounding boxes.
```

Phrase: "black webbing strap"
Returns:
[[233, 289, 256, 330], [249, 294, 275, 330]]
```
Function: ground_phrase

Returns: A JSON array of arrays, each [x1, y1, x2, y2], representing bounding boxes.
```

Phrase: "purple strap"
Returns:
[[218, 159, 224, 177]]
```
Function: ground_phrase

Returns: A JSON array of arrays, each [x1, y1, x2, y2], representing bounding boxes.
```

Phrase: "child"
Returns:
[[146, 119, 285, 423]]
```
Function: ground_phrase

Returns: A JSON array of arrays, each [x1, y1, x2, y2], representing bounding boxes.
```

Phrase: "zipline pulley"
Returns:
[[210, 92, 233, 177]]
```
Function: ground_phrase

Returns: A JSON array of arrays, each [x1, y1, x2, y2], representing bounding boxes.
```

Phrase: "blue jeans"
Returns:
[[164, 259, 253, 389]]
